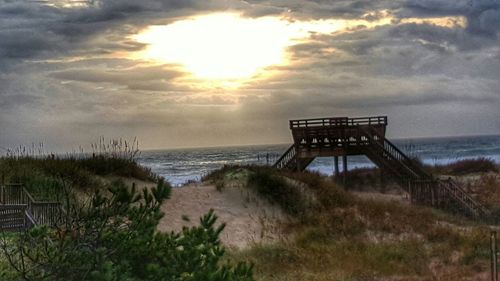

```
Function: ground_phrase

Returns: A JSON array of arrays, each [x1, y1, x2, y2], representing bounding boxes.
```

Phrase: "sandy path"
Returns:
[[352, 191, 410, 204], [158, 183, 287, 248]]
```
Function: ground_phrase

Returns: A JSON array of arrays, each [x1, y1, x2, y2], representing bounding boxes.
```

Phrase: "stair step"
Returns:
[[0, 217, 24, 221], [0, 213, 24, 220], [0, 225, 26, 231], [275, 118, 489, 219]]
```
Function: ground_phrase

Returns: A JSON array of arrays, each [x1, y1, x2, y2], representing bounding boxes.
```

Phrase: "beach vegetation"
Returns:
[[205, 165, 493, 280], [429, 157, 498, 175], [0, 139, 158, 199], [0, 180, 254, 281]]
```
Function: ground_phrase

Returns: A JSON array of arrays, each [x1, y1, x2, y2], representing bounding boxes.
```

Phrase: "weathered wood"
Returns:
[[274, 115, 490, 219], [334, 156, 339, 177], [0, 184, 64, 230], [342, 155, 347, 184]]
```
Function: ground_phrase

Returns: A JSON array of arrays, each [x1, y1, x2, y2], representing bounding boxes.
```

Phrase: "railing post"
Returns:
[[334, 156, 339, 178], [342, 155, 348, 185], [492, 231, 498, 281], [408, 182, 413, 203]]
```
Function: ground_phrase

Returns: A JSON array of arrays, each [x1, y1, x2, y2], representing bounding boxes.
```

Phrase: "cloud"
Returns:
[[404, 0, 500, 36], [0, 0, 499, 151]]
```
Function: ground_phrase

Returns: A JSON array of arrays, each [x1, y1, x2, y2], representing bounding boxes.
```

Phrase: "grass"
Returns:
[[0, 232, 21, 281], [231, 239, 431, 280], [1, 153, 497, 280], [206, 165, 494, 280], [429, 157, 499, 175], [0, 148, 158, 201], [247, 168, 311, 217]]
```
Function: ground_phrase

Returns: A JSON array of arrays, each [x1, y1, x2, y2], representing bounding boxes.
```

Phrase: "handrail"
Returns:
[[0, 184, 64, 227], [290, 116, 387, 129], [273, 145, 296, 169], [439, 179, 490, 217], [383, 139, 429, 178], [361, 126, 429, 179], [360, 129, 422, 180], [24, 209, 37, 228], [357, 127, 489, 218]]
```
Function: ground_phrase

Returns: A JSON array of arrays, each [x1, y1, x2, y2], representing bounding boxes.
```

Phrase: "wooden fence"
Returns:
[[0, 184, 64, 230]]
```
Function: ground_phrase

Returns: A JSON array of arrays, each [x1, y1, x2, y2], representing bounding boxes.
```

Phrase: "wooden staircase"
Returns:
[[0, 184, 63, 232], [0, 205, 30, 231], [360, 127, 489, 218], [274, 116, 490, 219], [273, 145, 314, 171]]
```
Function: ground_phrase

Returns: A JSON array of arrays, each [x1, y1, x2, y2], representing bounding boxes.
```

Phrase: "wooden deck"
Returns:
[[0, 184, 64, 231], [274, 116, 490, 219]]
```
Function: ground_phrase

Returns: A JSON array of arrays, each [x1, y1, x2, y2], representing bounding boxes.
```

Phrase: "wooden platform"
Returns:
[[0, 184, 64, 231], [274, 116, 490, 219]]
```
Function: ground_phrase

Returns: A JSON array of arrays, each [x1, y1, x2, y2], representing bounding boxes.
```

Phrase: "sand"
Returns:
[[352, 191, 410, 204], [157, 183, 288, 248]]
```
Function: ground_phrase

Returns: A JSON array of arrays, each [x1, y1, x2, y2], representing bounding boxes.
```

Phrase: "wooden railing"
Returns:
[[273, 145, 296, 169], [438, 179, 490, 218], [359, 127, 432, 177], [290, 116, 387, 129], [0, 184, 64, 228], [360, 129, 424, 181], [359, 127, 490, 219], [276, 116, 490, 219], [0, 204, 27, 231]]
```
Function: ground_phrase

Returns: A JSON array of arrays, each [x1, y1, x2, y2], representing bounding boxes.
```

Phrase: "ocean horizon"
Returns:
[[138, 134, 500, 186]]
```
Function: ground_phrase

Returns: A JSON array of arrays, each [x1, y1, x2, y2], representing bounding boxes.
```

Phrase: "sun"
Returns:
[[133, 12, 467, 84], [134, 13, 303, 81]]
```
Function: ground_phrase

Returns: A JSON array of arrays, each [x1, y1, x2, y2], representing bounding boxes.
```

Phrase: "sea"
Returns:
[[137, 135, 500, 186]]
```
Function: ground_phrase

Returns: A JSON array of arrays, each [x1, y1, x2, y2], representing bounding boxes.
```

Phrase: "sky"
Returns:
[[1, 0, 500, 152]]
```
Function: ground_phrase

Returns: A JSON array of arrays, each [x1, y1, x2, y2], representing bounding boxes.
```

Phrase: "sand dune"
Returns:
[[158, 183, 288, 248]]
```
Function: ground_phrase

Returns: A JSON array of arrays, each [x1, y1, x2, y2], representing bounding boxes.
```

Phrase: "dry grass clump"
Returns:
[[0, 139, 158, 200], [209, 165, 493, 280], [431, 157, 498, 175], [247, 168, 309, 217]]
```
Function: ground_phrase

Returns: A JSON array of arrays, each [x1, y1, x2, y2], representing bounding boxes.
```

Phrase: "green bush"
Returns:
[[247, 169, 307, 216], [0, 154, 157, 194], [0, 180, 253, 281], [431, 157, 498, 175]]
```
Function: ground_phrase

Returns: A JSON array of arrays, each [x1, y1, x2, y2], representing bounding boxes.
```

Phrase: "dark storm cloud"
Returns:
[[1, 0, 499, 151], [0, 0, 229, 65], [404, 0, 500, 36], [50, 65, 182, 84], [242, 0, 405, 19]]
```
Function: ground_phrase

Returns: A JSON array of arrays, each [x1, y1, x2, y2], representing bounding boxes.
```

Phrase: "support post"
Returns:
[[492, 231, 498, 281], [334, 156, 339, 178], [408, 182, 413, 203], [380, 169, 386, 193], [430, 184, 434, 205], [342, 155, 348, 185]]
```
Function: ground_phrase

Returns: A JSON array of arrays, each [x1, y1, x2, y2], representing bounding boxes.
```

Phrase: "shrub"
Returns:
[[247, 168, 307, 216], [0, 180, 254, 281], [283, 170, 355, 209], [433, 157, 498, 175], [0, 154, 157, 194]]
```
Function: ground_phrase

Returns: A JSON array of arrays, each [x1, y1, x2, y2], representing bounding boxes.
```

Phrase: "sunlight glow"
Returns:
[[134, 14, 313, 81], [133, 12, 466, 85], [44, 0, 91, 8]]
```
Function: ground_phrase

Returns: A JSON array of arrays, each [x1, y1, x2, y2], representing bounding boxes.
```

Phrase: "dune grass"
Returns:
[[206, 165, 493, 280], [429, 157, 498, 175], [0, 154, 157, 201]]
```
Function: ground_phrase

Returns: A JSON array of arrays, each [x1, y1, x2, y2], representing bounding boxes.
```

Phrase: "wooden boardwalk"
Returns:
[[0, 184, 64, 231], [274, 116, 490, 219]]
